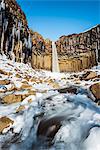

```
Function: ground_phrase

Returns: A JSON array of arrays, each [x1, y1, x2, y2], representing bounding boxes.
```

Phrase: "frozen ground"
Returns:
[[0, 54, 100, 150]]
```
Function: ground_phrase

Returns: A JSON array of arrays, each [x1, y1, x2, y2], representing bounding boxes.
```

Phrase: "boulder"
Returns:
[[0, 116, 14, 133], [81, 71, 97, 80], [0, 69, 12, 76], [90, 83, 100, 102], [0, 80, 10, 85], [58, 86, 77, 94], [37, 116, 63, 142], [2, 94, 22, 104], [16, 105, 25, 113], [20, 83, 33, 90]]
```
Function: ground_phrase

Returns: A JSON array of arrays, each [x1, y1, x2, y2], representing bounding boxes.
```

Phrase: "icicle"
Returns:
[[24, 38, 28, 47], [5, 38, 8, 54], [28, 33, 32, 49], [0, 23, 5, 54], [1, 0, 5, 10], [11, 25, 15, 52], [20, 40, 23, 62]]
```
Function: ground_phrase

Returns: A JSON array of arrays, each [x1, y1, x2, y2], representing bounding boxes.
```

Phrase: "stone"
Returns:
[[16, 105, 25, 113], [81, 71, 97, 80], [0, 116, 14, 133], [2, 94, 22, 104], [0, 80, 10, 85], [37, 116, 63, 142], [90, 83, 100, 102], [58, 86, 77, 94], [20, 83, 33, 90], [0, 69, 12, 76]]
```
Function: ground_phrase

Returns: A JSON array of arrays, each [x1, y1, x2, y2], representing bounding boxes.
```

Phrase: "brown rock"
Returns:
[[0, 69, 12, 76], [90, 83, 100, 101], [20, 83, 33, 90], [81, 71, 97, 80], [0, 80, 10, 85], [16, 105, 25, 113], [2, 94, 22, 104], [0, 116, 14, 133]]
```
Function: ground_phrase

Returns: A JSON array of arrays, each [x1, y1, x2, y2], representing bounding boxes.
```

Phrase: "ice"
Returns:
[[0, 56, 100, 150]]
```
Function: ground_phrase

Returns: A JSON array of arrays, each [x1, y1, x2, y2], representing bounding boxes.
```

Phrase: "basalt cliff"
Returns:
[[0, 0, 100, 72]]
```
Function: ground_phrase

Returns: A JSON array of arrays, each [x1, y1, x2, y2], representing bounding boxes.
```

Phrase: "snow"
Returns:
[[0, 55, 100, 150]]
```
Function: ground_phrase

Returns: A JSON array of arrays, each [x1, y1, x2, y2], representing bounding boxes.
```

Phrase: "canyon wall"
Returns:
[[0, 0, 51, 64], [32, 25, 100, 72], [0, 0, 31, 63], [0, 0, 100, 72]]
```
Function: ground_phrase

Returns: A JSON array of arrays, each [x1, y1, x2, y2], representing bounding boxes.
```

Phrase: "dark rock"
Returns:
[[58, 86, 77, 94], [37, 116, 64, 142]]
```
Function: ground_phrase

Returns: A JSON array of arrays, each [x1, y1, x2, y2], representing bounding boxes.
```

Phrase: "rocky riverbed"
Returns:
[[0, 54, 100, 150]]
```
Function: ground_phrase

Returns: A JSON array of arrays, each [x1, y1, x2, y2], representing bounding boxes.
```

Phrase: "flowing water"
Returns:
[[52, 42, 60, 72]]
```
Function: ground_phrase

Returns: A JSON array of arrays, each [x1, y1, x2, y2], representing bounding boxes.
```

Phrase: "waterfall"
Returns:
[[52, 41, 60, 72]]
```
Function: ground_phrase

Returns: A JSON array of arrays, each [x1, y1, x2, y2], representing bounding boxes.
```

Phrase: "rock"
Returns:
[[90, 83, 100, 102], [2, 94, 22, 104], [2, 90, 36, 104], [81, 71, 97, 80], [0, 116, 14, 133], [16, 105, 25, 113], [0, 69, 12, 76], [20, 83, 33, 90], [58, 86, 77, 94], [0, 80, 10, 85], [37, 116, 64, 142]]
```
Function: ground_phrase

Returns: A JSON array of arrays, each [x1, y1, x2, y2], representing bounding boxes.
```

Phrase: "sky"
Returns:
[[16, 0, 100, 41]]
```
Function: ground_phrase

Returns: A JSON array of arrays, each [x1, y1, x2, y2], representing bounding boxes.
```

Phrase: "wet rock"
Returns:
[[37, 116, 64, 142], [90, 83, 100, 102], [58, 86, 77, 94], [0, 116, 14, 134]]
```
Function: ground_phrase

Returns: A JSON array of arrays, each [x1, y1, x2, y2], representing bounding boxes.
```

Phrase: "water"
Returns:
[[52, 41, 60, 72]]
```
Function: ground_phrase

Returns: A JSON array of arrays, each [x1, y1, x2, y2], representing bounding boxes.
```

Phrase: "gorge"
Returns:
[[0, 0, 100, 72], [0, 0, 100, 150]]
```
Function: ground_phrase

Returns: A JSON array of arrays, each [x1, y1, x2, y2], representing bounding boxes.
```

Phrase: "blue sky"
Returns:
[[17, 0, 100, 40]]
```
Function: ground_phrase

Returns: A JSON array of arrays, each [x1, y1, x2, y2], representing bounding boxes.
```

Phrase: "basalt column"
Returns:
[[0, 0, 32, 63]]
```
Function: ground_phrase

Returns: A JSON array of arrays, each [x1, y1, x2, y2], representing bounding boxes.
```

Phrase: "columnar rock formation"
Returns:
[[32, 25, 100, 72], [0, 0, 100, 72], [55, 25, 100, 72], [0, 0, 32, 63]]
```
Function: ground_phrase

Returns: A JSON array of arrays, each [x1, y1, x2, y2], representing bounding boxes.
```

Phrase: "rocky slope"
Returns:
[[0, 54, 100, 150]]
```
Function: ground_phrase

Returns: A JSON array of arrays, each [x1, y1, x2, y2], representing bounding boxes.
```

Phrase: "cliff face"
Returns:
[[0, 0, 31, 63], [0, 0, 51, 64], [0, 0, 100, 72], [32, 25, 100, 72]]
